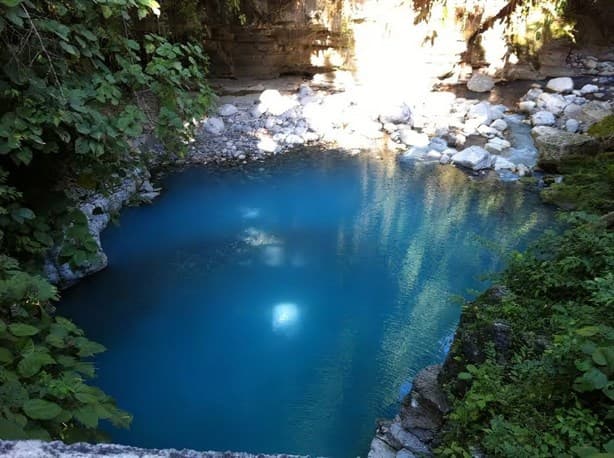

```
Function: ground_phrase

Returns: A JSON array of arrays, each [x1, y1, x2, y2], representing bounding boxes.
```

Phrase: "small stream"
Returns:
[[60, 149, 553, 457]]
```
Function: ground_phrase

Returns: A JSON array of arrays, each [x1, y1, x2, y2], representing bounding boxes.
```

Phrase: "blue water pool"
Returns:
[[60, 150, 553, 457]]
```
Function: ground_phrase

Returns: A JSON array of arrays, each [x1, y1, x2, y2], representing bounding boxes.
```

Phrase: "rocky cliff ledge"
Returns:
[[0, 441, 307, 458]]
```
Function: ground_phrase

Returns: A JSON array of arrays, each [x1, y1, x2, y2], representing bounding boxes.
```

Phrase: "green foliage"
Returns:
[[0, 0, 215, 443], [437, 212, 614, 456], [541, 152, 614, 214], [0, 258, 131, 441]]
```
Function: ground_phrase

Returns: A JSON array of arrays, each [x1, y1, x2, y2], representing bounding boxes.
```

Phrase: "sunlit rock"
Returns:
[[546, 77, 574, 93], [451, 146, 492, 170], [531, 111, 556, 126]]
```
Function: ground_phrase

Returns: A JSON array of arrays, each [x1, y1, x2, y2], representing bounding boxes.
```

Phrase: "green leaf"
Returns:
[[59, 41, 79, 57], [457, 372, 473, 381], [0, 347, 14, 363], [574, 368, 609, 392], [101, 5, 112, 18], [74, 337, 105, 357], [593, 348, 608, 366], [8, 323, 40, 337], [23, 399, 62, 420], [74, 405, 99, 428], [0, 418, 26, 440], [18, 351, 55, 377], [0, 0, 23, 6], [576, 326, 600, 337]]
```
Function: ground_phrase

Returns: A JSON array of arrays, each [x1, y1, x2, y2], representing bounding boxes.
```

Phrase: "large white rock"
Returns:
[[218, 104, 238, 116], [257, 136, 279, 153], [203, 117, 225, 135], [485, 137, 511, 153], [546, 77, 574, 93], [467, 72, 495, 93], [284, 134, 305, 145], [565, 118, 580, 133], [580, 84, 599, 94], [399, 128, 429, 147], [467, 101, 494, 125], [451, 145, 492, 170], [531, 111, 556, 126], [259, 89, 296, 116], [537, 93, 567, 115], [518, 101, 536, 113], [490, 119, 508, 131]]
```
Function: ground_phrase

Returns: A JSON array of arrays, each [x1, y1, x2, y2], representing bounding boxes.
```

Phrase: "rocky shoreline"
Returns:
[[0, 441, 308, 458]]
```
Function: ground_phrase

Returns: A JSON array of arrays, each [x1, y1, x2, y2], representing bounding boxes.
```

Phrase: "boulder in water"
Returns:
[[451, 146, 492, 170]]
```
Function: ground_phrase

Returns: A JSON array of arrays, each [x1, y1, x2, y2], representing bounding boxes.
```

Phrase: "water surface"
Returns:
[[60, 150, 552, 457]]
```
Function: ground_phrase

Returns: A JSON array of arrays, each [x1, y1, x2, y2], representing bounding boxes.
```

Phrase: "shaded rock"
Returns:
[[388, 423, 429, 454], [368, 437, 397, 458], [203, 117, 225, 135], [533, 127, 600, 169], [413, 365, 450, 414], [546, 77, 574, 93], [467, 72, 495, 93], [575, 100, 612, 127], [218, 104, 238, 116], [451, 146, 491, 170], [396, 450, 417, 458]]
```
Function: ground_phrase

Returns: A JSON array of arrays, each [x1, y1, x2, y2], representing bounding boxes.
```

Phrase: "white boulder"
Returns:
[[451, 146, 492, 170], [399, 128, 429, 147], [218, 104, 238, 117], [531, 111, 556, 126], [546, 77, 574, 93], [580, 84, 599, 94]]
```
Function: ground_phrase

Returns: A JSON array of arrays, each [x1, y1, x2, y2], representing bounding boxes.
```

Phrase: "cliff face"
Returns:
[[201, 0, 614, 85]]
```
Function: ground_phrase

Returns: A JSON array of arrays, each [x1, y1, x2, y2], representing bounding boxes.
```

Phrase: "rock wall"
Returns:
[[202, 0, 614, 85]]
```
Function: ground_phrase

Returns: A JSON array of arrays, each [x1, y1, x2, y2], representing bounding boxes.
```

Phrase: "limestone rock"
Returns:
[[399, 129, 429, 147], [533, 127, 600, 169], [467, 72, 495, 93], [485, 138, 511, 154], [518, 101, 536, 113], [490, 119, 508, 131], [565, 119, 580, 133], [546, 77, 574, 93], [580, 84, 599, 94], [493, 156, 516, 170], [218, 104, 238, 116], [379, 102, 412, 125], [451, 146, 491, 170], [531, 111, 556, 126], [0, 441, 306, 458], [368, 437, 397, 458], [537, 93, 567, 115], [203, 117, 225, 135]]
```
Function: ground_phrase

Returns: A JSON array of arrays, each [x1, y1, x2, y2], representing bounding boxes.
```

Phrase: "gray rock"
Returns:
[[379, 102, 412, 125], [518, 101, 536, 113], [467, 102, 494, 125], [0, 441, 305, 458], [575, 101, 612, 126], [396, 450, 417, 458], [218, 104, 238, 116], [485, 138, 511, 154], [467, 72, 495, 93], [533, 127, 600, 169], [451, 146, 492, 170], [203, 117, 225, 135], [531, 111, 556, 126], [537, 93, 567, 115], [523, 87, 543, 101], [546, 77, 574, 93], [368, 437, 397, 458], [493, 156, 515, 170], [565, 119, 580, 133], [388, 423, 429, 454], [490, 119, 508, 131]]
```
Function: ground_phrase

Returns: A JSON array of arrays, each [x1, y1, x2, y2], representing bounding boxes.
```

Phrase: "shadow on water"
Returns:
[[60, 149, 553, 457]]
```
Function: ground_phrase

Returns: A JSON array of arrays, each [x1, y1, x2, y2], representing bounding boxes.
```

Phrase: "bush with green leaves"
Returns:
[[0, 0, 216, 442], [438, 211, 614, 456], [0, 255, 131, 441]]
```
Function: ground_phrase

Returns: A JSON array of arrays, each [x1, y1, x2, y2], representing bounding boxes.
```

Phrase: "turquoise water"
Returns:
[[60, 150, 552, 457]]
